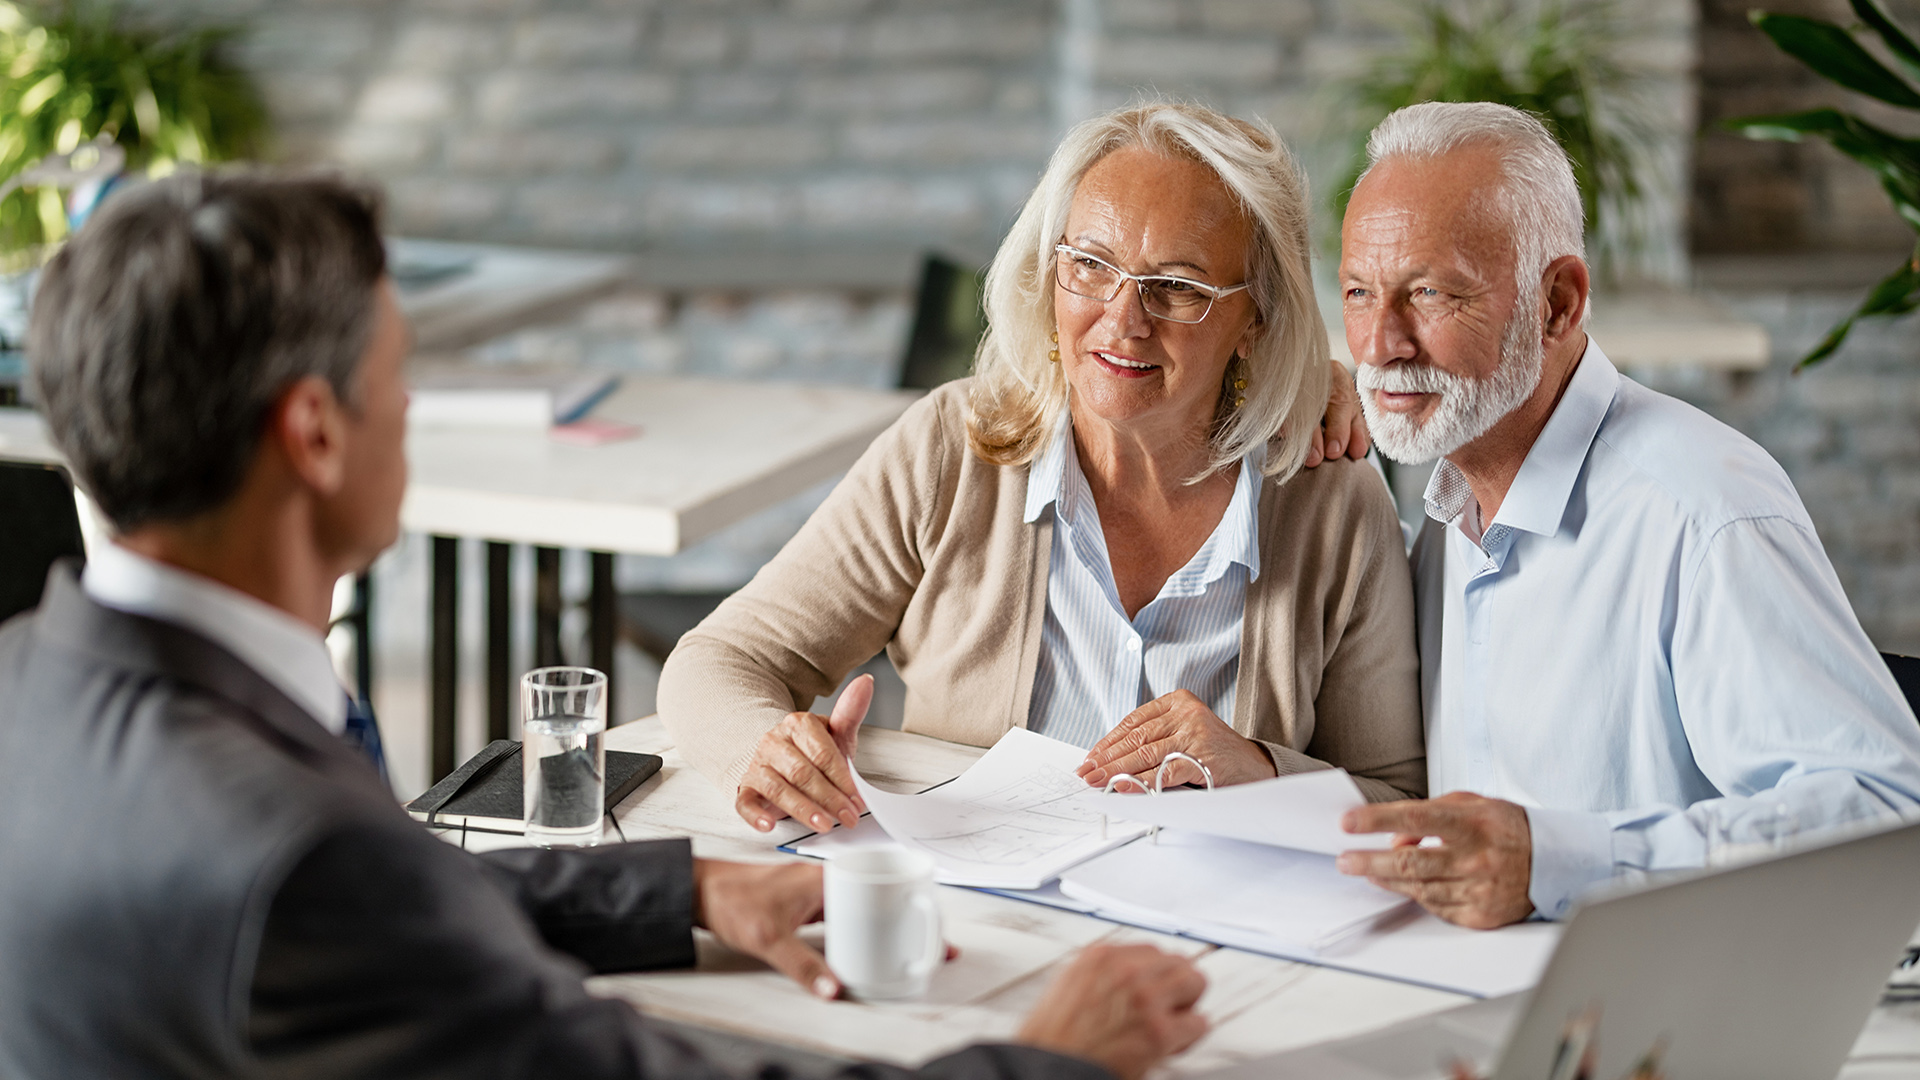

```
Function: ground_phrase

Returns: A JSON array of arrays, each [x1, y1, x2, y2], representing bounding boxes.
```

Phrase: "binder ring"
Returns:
[[1153, 752, 1214, 794], [1096, 753, 1213, 843], [1148, 752, 1213, 844], [1100, 772, 1144, 839]]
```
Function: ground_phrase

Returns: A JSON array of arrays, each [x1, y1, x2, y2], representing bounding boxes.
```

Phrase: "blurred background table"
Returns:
[[404, 373, 916, 780]]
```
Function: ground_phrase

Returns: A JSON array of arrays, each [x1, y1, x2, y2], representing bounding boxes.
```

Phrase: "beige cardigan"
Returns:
[[659, 381, 1426, 802]]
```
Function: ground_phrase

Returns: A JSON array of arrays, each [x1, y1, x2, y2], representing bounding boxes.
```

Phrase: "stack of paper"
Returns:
[[788, 731, 1561, 998], [1059, 769, 1408, 952], [1058, 830, 1408, 952], [408, 367, 620, 429], [798, 728, 1150, 890]]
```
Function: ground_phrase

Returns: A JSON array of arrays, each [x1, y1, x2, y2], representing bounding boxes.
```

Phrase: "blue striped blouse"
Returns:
[[1023, 413, 1262, 749]]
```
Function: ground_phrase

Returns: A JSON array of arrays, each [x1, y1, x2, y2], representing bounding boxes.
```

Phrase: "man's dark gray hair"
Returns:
[[29, 171, 386, 532]]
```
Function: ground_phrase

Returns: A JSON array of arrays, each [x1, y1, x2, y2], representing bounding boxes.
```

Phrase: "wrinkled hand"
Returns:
[[1336, 791, 1535, 929], [693, 859, 840, 998], [1305, 358, 1371, 468], [1016, 943, 1209, 1080], [1075, 689, 1277, 789], [735, 675, 873, 834]]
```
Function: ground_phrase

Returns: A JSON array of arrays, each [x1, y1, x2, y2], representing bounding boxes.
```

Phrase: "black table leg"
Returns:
[[591, 551, 616, 705], [535, 546, 563, 669], [430, 535, 458, 782], [487, 541, 511, 742]]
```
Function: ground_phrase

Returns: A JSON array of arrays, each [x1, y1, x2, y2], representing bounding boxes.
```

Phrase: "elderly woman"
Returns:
[[659, 102, 1422, 835]]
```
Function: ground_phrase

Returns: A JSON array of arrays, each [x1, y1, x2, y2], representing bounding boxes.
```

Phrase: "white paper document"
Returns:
[[841, 728, 1151, 890], [1085, 768, 1394, 855], [1058, 829, 1411, 951]]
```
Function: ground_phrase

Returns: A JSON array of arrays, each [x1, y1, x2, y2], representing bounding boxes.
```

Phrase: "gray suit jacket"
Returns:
[[0, 566, 1105, 1080]]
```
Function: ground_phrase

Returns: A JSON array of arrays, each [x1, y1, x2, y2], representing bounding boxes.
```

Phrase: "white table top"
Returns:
[[426, 718, 1920, 1077], [0, 375, 918, 556], [402, 376, 916, 553], [538, 719, 1473, 1075]]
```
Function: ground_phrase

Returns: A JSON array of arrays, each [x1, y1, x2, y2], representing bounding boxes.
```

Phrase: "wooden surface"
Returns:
[[428, 717, 1920, 1078], [501, 719, 1473, 1075]]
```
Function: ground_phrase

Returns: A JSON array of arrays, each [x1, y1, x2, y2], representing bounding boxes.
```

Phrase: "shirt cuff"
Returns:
[[1523, 805, 1617, 920]]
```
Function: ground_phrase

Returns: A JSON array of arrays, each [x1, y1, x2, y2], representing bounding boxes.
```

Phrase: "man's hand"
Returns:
[[1336, 792, 1535, 929], [692, 859, 842, 999], [1305, 358, 1371, 468], [1016, 944, 1209, 1080], [734, 675, 873, 833], [1076, 690, 1277, 789]]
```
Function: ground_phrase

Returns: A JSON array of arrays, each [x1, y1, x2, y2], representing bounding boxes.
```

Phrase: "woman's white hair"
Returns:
[[966, 100, 1329, 484], [1360, 101, 1587, 323]]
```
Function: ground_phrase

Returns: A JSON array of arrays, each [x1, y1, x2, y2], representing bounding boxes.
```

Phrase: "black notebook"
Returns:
[[406, 739, 662, 836]]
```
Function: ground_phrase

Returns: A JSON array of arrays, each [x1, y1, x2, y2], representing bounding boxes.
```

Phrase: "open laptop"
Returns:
[[1213, 817, 1920, 1080]]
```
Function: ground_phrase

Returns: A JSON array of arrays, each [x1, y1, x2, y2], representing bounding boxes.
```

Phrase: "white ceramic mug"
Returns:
[[824, 846, 943, 1000]]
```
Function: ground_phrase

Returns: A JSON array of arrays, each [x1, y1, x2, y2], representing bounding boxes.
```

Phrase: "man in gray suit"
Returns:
[[0, 173, 1207, 1080]]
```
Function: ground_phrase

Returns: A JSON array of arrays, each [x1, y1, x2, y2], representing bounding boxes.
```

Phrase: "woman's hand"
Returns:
[[734, 675, 873, 834], [1075, 689, 1278, 788], [1305, 358, 1371, 467]]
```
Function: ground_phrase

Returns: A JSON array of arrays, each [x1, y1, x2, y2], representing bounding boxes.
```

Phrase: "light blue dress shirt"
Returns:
[[1413, 341, 1920, 918], [1024, 412, 1262, 749]]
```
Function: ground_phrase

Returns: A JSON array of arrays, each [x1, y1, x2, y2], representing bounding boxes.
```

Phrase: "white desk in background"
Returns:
[[403, 374, 915, 780], [0, 371, 919, 782], [429, 718, 1920, 1077]]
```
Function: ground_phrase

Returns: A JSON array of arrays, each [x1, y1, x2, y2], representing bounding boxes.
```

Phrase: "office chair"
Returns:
[[1883, 652, 1920, 720], [0, 460, 86, 623]]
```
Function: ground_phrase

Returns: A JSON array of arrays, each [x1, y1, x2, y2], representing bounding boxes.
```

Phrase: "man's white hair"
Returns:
[[1360, 101, 1587, 325]]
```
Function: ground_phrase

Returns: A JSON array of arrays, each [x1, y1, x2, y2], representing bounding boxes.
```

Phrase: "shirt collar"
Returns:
[[1022, 407, 1264, 585], [82, 542, 349, 734], [1424, 338, 1619, 539]]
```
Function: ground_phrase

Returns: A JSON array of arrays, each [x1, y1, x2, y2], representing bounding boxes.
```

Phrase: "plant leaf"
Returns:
[[1727, 108, 1920, 233], [1850, 0, 1920, 84], [1795, 254, 1920, 369], [1750, 11, 1920, 108]]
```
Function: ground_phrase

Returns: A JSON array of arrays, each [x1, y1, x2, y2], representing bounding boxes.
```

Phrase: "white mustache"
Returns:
[[1354, 362, 1467, 396]]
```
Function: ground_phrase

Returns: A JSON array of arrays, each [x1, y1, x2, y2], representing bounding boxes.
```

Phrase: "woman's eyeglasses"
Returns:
[[1053, 244, 1249, 325]]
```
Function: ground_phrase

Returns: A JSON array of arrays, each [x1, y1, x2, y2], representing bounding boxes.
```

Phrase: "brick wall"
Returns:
[[161, 0, 1062, 255], [132, 0, 1700, 275]]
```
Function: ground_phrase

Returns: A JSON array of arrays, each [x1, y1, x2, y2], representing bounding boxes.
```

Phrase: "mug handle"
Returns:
[[906, 891, 942, 983]]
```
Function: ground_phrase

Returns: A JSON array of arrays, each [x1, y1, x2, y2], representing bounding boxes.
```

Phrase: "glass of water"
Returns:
[[521, 666, 608, 848]]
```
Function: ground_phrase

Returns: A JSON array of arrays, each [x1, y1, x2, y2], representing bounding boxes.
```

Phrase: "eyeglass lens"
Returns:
[[1055, 250, 1216, 324]]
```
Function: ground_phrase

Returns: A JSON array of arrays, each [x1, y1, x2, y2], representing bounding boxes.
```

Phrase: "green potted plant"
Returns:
[[1728, 0, 1920, 369], [1331, 0, 1658, 281], [0, 0, 268, 270]]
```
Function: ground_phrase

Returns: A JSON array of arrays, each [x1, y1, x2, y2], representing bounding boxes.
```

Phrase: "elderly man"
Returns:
[[1333, 101, 1920, 928], [0, 172, 1206, 1080]]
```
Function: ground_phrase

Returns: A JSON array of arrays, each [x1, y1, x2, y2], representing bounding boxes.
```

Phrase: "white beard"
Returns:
[[1355, 301, 1545, 465]]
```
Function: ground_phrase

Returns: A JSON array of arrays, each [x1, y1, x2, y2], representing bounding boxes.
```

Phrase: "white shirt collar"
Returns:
[[82, 543, 348, 734], [1023, 407, 1263, 583], [1425, 338, 1620, 537]]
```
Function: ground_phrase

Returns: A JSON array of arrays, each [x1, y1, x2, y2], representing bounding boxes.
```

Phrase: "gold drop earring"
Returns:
[[1232, 352, 1248, 408], [1049, 330, 1060, 363]]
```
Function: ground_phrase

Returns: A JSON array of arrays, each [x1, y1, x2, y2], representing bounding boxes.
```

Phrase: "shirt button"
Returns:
[[1125, 638, 1141, 653]]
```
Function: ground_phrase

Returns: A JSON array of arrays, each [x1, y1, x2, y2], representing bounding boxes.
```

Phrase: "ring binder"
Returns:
[[1098, 751, 1215, 842]]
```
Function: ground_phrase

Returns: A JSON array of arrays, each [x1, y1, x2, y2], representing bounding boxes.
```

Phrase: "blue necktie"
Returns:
[[341, 694, 389, 785]]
